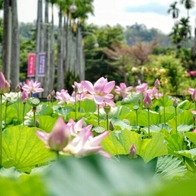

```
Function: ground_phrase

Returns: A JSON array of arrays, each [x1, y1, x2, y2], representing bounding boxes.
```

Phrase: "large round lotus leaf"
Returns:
[[2, 125, 56, 172]]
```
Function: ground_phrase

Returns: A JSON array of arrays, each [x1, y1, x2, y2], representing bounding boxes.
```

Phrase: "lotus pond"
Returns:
[[0, 75, 196, 196]]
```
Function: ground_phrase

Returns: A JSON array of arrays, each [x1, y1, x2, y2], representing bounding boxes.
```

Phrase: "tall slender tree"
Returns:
[[43, 0, 50, 97], [168, 1, 180, 24], [11, 0, 19, 90], [180, 0, 195, 17], [2, 0, 19, 89], [2, 0, 11, 80], [35, 0, 43, 82]]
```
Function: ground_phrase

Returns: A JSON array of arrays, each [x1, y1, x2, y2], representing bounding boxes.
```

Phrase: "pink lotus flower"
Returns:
[[36, 117, 70, 151], [36, 117, 111, 157], [21, 91, 28, 103], [67, 118, 92, 135], [72, 81, 91, 101], [114, 83, 133, 98], [173, 97, 178, 108], [0, 72, 10, 94], [154, 79, 160, 89], [135, 83, 148, 94], [145, 87, 163, 99], [83, 77, 115, 106], [55, 89, 75, 104], [188, 88, 196, 101], [63, 127, 111, 158], [188, 71, 196, 77], [143, 93, 152, 109], [22, 80, 44, 95], [129, 144, 137, 158]]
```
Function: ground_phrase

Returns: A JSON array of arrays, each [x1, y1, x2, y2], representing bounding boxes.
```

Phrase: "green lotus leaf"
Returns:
[[2, 125, 56, 172]]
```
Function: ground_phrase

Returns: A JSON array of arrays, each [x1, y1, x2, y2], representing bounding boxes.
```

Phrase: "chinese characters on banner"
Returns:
[[38, 53, 46, 76], [27, 53, 46, 77], [27, 54, 36, 77]]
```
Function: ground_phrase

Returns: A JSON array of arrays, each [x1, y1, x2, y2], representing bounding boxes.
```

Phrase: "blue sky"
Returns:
[[17, 0, 196, 35]]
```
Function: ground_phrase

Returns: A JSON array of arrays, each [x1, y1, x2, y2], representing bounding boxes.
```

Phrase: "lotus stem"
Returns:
[[106, 114, 109, 130], [147, 108, 150, 138], [175, 107, 177, 134], [97, 105, 100, 126], [23, 103, 26, 125], [136, 109, 138, 127], [0, 94, 2, 165], [32, 106, 36, 127]]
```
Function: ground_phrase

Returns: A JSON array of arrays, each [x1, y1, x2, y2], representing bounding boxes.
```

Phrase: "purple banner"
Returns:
[[38, 53, 46, 76]]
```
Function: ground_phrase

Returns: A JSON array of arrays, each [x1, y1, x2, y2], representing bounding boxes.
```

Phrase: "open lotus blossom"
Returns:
[[67, 118, 92, 136], [145, 87, 163, 99], [135, 83, 148, 94], [62, 127, 111, 158], [0, 72, 10, 94], [36, 117, 110, 157], [71, 81, 91, 101], [188, 88, 196, 102], [56, 89, 75, 104], [114, 83, 133, 98], [22, 80, 44, 95], [188, 71, 196, 77], [83, 77, 115, 106]]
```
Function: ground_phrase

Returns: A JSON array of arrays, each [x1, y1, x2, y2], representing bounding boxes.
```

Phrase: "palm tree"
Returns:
[[167, 1, 180, 24], [2, 0, 12, 81], [169, 23, 183, 48], [180, 0, 195, 17], [179, 17, 191, 46], [42, 0, 50, 97], [11, 0, 20, 90], [47, 0, 58, 93], [2, 0, 19, 89]]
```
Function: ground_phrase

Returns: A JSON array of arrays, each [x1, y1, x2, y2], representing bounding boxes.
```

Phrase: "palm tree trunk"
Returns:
[[57, 8, 64, 90], [76, 22, 85, 80], [2, 0, 12, 81], [10, 0, 19, 90], [43, 0, 50, 97], [35, 0, 43, 82], [49, 3, 55, 92]]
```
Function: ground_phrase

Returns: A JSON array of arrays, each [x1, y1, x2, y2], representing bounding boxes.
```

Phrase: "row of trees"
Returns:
[[168, 0, 195, 48], [1, 0, 95, 95], [1, 0, 196, 96]]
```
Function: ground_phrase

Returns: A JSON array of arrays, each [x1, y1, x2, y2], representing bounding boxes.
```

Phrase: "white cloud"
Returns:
[[17, 0, 196, 35]]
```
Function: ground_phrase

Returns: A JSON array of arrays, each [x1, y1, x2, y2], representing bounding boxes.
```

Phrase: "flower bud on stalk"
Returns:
[[0, 72, 10, 94], [173, 97, 178, 108], [129, 144, 137, 159], [154, 79, 160, 89], [143, 93, 152, 109]]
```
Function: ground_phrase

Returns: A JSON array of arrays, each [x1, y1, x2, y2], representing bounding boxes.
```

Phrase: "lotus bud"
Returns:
[[0, 72, 10, 94], [47, 94, 51, 102], [129, 144, 137, 158], [143, 93, 152, 109], [193, 89, 196, 102], [154, 79, 160, 89], [51, 90, 55, 96], [173, 97, 178, 108], [48, 117, 70, 151], [15, 84, 21, 92], [21, 91, 28, 103], [109, 121, 114, 131], [104, 105, 111, 115]]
